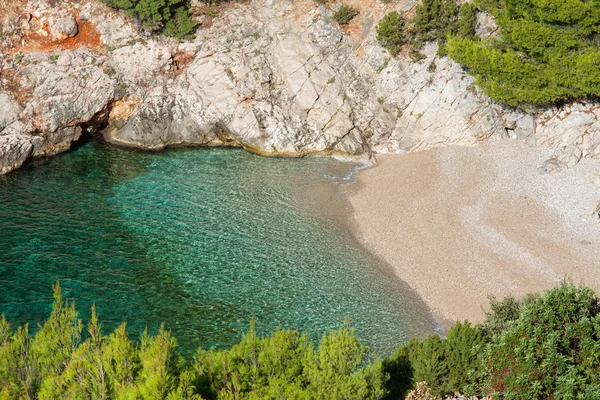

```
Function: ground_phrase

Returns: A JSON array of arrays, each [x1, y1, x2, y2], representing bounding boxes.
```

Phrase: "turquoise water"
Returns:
[[0, 140, 438, 356]]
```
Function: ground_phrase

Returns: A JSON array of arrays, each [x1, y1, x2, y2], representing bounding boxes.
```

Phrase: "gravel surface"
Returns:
[[343, 140, 600, 327]]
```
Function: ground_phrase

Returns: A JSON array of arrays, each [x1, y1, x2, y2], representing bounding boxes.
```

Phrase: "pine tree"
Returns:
[[38, 305, 111, 399], [376, 11, 406, 55], [105, 323, 139, 397], [136, 324, 182, 399], [0, 325, 35, 399], [408, 336, 448, 395], [443, 321, 484, 394], [304, 321, 387, 399], [31, 282, 83, 386]]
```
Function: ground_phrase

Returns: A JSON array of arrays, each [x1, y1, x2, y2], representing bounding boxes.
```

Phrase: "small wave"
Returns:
[[320, 159, 374, 186]]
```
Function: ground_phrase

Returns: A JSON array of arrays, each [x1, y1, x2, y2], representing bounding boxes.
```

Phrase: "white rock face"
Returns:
[[105, 0, 503, 158], [1, 0, 600, 173], [535, 103, 600, 168]]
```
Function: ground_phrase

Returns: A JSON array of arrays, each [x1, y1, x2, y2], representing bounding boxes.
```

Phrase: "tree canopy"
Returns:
[[447, 0, 600, 108], [3, 282, 600, 398], [0, 283, 387, 399], [102, 0, 197, 38]]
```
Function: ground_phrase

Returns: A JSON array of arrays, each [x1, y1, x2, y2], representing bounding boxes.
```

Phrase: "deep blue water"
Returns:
[[0, 140, 438, 356]]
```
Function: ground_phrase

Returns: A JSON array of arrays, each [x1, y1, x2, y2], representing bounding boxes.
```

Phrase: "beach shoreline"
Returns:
[[340, 140, 600, 326]]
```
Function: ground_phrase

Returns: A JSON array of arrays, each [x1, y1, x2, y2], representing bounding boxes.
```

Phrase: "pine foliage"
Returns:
[[333, 5, 359, 26], [102, 0, 197, 37], [195, 319, 387, 399], [447, 0, 600, 107], [384, 322, 484, 398], [0, 286, 386, 399], [4, 282, 600, 399], [376, 11, 406, 55], [375, 0, 477, 58]]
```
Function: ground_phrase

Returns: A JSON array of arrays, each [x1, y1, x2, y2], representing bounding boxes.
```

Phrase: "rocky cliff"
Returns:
[[1, 0, 598, 174]]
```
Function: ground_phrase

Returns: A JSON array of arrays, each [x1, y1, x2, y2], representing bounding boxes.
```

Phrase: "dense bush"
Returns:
[[384, 282, 600, 399], [409, 0, 477, 55], [0, 283, 386, 399], [376, 11, 405, 55], [375, 0, 476, 58], [481, 283, 600, 398], [447, 0, 600, 108], [102, 0, 197, 38], [383, 322, 484, 398], [333, 5, 359, 26], [479, 293, 535, 337], [4, 282, 600, 399]]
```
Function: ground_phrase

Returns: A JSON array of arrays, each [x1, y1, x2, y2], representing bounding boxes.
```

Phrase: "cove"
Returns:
[[0, 140, 438, 356]]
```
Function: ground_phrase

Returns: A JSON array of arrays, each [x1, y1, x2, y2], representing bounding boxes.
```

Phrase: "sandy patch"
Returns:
[[343, 140, 600, 327]]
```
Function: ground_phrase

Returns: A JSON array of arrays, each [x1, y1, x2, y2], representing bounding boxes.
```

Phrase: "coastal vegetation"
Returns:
[[376, 0, 477, 58], [376, 11, 405, 55], [376, 0, 600, 108], [0, 283, 387, 400], [2, 282, 600, 398], [448, 0, 600, 108], [101, 0, 197, 37], [333, 5, 359, 26]]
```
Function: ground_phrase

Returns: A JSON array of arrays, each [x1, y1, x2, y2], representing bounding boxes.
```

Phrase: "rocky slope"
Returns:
[[0, 0, 598, 174]]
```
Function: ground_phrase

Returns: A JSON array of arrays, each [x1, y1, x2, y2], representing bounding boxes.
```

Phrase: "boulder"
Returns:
[[52, 16, 78, 40]]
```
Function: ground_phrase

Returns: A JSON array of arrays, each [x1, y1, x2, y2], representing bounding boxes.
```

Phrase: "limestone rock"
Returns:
[[538, 158, 563, 175], [588, 201, 600, 220], [2, 0, 600, 174], [52, 16, 78, 40], [476, 12, 499, 39], [0, 92, 31, 173], [0, 135, 33, 174], [534, 103, 600, 167]]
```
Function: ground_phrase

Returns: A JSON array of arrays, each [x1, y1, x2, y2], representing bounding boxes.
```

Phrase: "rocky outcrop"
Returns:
[[1, 0, 599, 173], [535, 103, 600, 168]]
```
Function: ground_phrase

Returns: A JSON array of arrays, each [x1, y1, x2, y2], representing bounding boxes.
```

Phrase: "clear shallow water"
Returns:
[[0, 140, 438, 356]]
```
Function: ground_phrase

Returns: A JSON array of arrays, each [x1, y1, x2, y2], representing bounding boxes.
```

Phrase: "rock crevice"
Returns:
[[1, 0, 599, 173]]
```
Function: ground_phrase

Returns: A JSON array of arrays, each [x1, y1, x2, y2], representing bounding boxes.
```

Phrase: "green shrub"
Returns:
[[375, 0, 476, 59], [480, 293, 536, 337], [409, 0, 458, 46], [408, 0, 477, 54], [456, 3, 477, 38], [384, 321, 485, 398], [408, 48, 426, 63], [102, 0, 197, 38], [333, 4, 359, 26], [386, 283, 600, 398], [448, 0, 600, 108], [0, 284, 387, 399], [481, 283, 600, 398], [376, 11, 405, 55]]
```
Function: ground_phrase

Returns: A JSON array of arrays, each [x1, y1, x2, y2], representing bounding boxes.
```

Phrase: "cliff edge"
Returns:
[[1, 0, 598, 173]]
